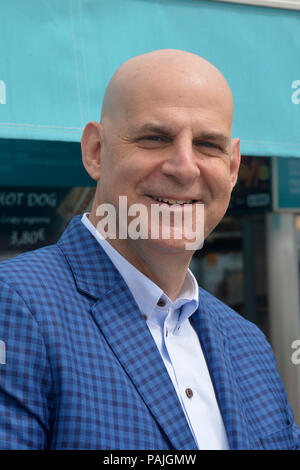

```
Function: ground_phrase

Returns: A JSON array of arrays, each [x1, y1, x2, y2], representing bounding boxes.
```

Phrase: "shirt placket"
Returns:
[[162, 307, 200, 448]]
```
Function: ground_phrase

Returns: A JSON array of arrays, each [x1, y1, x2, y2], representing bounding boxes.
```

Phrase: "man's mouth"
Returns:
[[147, 195, 198, 205]]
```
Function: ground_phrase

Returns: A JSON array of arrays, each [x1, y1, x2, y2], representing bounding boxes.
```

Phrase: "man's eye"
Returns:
[[136, 135, 170, 147], [140, 135, 168, 142], [195, 141, 222, 151]]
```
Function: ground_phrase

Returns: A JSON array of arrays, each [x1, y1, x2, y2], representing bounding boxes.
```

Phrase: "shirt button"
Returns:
[[185, 388, 193, 399], [143, 314, 148, 321], [157, 298, 166, 307]]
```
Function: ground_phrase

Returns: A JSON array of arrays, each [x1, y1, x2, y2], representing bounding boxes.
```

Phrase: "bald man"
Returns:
[[0, 50, 299, 450]]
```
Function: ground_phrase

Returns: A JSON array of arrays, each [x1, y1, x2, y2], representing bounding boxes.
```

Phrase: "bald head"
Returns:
[[100, 49, 234, 129]]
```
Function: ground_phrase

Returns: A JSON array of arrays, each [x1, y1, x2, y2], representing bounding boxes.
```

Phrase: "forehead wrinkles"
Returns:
[[124, 100, 233, 140], [103, 109, 232, 148]]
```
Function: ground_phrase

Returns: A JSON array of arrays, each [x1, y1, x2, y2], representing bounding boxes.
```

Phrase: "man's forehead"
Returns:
[[101, 50, 234, 127], [123, 74, 230, 110], [116, 83, 232, 136], [121, 95, 233, 134]]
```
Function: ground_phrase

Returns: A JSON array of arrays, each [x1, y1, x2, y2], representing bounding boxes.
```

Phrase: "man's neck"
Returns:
[[110, 239, 192, 302], [88, 210, 193, 301]]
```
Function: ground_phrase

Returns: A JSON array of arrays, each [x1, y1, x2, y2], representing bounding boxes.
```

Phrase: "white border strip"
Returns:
[[213, 0, 300, 11]]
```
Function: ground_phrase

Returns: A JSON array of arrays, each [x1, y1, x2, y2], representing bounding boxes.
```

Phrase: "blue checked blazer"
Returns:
[[0, 215, 299, 450]]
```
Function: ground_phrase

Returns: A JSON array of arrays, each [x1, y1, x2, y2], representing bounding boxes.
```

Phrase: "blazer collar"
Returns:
[[57, 215, 123, 298]]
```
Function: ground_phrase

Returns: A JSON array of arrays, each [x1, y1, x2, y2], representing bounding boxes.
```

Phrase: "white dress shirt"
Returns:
[[81, 213, 229, 450]]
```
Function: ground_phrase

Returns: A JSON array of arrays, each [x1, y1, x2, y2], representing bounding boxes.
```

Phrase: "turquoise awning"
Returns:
[[0, 0, 299, 157]]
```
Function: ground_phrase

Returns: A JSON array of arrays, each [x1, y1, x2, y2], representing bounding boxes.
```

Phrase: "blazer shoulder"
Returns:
[[0, 244, 72, 297]]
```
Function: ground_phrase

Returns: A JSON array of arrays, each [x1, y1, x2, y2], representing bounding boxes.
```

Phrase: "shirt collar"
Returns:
[[81, 213, 199, 324]]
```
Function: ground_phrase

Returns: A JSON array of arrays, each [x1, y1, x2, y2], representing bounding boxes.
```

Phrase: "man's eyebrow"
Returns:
[[134, 123, 174, 135], [196, 132, 230, 146]]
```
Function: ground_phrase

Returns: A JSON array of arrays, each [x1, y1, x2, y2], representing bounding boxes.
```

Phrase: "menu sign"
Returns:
[[0, 187, 95, 261]]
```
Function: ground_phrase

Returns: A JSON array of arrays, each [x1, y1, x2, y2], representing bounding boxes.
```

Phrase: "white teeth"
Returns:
[[152, 196, 194, 205]]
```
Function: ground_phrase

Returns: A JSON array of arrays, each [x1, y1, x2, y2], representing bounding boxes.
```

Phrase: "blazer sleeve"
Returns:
[[0, 280, 52, 449]]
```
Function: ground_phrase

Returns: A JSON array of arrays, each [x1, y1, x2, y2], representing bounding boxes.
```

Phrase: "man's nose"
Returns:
[[161, 137, 200, 184]]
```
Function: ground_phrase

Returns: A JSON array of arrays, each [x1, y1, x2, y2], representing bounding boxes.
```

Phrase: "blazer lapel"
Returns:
[[58, 216, 197, 450], [91, 282, 197, 450], [191, 288, 251, 450]]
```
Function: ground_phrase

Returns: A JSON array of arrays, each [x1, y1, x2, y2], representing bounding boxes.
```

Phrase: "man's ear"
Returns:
[[230, 138, 241, 189], [81, 121, 103, 181]]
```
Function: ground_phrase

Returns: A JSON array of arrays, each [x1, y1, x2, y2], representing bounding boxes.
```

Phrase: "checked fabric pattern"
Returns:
[[0, 215, 299, 450]]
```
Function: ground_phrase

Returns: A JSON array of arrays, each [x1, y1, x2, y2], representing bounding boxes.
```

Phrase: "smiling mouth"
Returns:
[[147, 195, 198, 205]]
